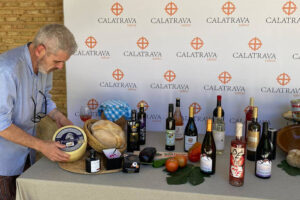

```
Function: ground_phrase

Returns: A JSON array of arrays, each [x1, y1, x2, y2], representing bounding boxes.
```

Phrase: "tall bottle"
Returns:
[[245, 97, 254, 142], [138, 103, 146, 145], [213, 95, 224, 122], [200, 119, 216, 175], [247, 107, 261, 161], [229, 122, 246, 187], [184, 106, 198, 152], [255, 122, 272, 179], [174, 98, 184, 140], [127, 110, 140, 152], [166, 104, 175, 151], [213, 106, 225, 154]]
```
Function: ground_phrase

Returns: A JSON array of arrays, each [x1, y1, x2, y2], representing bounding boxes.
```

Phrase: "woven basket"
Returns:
[[83, 118, 127, 153]]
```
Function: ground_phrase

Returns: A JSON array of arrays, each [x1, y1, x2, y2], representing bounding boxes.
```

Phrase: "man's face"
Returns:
[[37, 50, 70, 74]]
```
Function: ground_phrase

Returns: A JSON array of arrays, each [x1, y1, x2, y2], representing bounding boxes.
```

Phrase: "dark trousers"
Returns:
[[0, 157, 31, 200]]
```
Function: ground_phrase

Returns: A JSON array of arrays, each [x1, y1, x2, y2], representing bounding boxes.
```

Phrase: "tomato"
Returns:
[[165, 158, 179, 172], [175, 155, 187, 168], [188, 142, 202, 162]]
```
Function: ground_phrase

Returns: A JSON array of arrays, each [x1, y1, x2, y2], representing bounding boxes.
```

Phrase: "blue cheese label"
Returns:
[[55, 127, 85, 152]]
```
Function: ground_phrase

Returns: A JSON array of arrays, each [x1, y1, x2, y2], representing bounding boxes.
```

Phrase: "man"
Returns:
[[0, 24, 78, 199]]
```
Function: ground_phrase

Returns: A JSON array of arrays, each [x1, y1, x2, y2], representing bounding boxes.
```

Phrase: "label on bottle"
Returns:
[[166, 130, 175, 146], [213, 130, 225, 151], [256, 160, 272, 177], [230, 146, 245, 178], [247, 131, 259, 151], [175, 125, 184, 139], [184, 135, 197, 151], [200, 154, 212, 173], [91, 160, 100, 173]]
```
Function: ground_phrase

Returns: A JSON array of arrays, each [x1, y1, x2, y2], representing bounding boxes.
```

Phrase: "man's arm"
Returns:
[[48, 108, 73, 128], [0, 124, 70, 162]]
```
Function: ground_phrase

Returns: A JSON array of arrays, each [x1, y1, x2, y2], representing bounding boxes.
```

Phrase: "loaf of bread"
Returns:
[[91, 120, 126, 149]]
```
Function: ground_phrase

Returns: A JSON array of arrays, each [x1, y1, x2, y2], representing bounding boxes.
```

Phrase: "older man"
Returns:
[[0, 24, 77, 199]]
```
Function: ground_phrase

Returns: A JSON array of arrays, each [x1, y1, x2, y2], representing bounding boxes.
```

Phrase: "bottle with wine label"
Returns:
[[213, 106, 225, 154], [245, 97, 254, 142], [184, 106, 198, 152], [255, 122, 272, 179], [247, 107, 261, 161], [138, 103, 146, 145], [229, 122, 246, 187], [127, 110, 140, 152], [174, 98, 184, 140], [200, 119, 216, 175], [166, 104, 175, 151], [213, 95, 224, 122]]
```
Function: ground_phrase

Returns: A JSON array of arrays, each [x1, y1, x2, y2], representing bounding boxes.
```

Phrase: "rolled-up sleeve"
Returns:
[[0, 70, 16, 131], [44, 72, 56, 114]]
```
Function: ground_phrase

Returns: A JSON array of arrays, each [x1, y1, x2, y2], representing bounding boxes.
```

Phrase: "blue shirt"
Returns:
[[0, 44, 56, 176]]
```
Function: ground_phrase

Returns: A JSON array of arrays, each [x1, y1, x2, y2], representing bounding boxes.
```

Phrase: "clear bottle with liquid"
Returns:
[[213, 106, 225, 154]]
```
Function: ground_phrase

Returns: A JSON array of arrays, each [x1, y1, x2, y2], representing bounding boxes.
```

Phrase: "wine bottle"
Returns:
[[138, 103, 146, 145], [85, 149, 100, 173], [229, 122, 246, 187], [174, 98, 184, 140], [245, 97, 254, 142], [166, 104, 175, 151], [213, 95, 224, 122], [184, 106, 198, 152], [247, 107, 260, 161], [200, 119, 216, 175], [255, 122, 272, 179], [213, 106, 225, 154], [127, 110, 140, 152]]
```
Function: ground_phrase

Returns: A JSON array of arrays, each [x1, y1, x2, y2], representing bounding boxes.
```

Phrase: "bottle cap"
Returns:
[[253, 107, 258, 118], [140, 103, 144, 108], [206, 119, 212, 132], [250, 97, 254, 107], [236, 122, 243, 138], [189, 106, 194, 117], [176, 98, 180, 107], [217, 95, 222, 101]]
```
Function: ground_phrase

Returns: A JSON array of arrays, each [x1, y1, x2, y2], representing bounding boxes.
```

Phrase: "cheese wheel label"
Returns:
[[55, 127, 85, 152]]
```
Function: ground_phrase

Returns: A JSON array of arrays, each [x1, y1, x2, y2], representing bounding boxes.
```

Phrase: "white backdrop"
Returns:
[[64, 0, 300, 135]]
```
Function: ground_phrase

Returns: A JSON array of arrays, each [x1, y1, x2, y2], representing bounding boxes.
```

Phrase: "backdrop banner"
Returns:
[[64, 0, 300, 135]]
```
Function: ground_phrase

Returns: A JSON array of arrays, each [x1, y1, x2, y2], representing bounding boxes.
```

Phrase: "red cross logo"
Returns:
[[190, 103, 202, 114], [191, 37, 204, 50], [218, 71, 232, 84], [137, 100, 149, 112], [85, 36, 97, 49], [111, 2, 123, 16], [164, 70, 176, 82], [87, 99, 99, 110], [282, 1, 297, 15], [137, 37, 149, 50], [248, 37, 262, 51], [165, 2, 178, 16], [112, 69, 124, 81], [277, 73, 291, 86], [222, 1, 236, 16]]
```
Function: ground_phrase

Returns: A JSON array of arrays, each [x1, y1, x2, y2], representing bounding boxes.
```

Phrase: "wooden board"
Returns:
[[58, 151, 122, 175]]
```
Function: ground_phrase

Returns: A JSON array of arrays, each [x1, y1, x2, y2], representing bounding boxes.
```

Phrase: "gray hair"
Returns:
[[33, 24, 77, 55]]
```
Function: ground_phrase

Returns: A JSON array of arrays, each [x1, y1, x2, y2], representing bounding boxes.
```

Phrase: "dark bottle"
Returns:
[[184, 106, 198, 152], [229, 122, 246, 187], [213, 95, 224, 122], [200, 119, 216, 175], [268, 128, 277, 160], [245, 97, 254, 142], [138, 103, 146, 145], [127, 109, 140, 152], [247, 107, 260, 161], [85, 149, 100, 173], [165, 104, 175, 151], [255, 122, 273, 179]]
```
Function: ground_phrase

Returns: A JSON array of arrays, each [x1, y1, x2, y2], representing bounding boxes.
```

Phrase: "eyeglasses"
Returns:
[[31, 90, 47, 123]]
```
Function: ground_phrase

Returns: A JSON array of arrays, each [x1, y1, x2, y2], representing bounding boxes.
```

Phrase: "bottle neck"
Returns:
[[217, 100, 221, 107], [168, 111, 173, 118]]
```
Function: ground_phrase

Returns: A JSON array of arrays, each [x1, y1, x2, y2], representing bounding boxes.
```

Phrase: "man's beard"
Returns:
[[37, 56, 48, 74]]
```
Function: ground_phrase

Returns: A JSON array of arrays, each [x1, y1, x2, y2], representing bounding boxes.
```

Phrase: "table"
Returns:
[[16, 132, 299, 200]]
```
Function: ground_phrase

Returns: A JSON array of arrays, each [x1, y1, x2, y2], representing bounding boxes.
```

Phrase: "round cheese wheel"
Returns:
[[52, 125, 87, 162]]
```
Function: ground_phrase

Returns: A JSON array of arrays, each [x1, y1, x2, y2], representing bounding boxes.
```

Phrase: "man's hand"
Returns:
[[48, 109, 73, 128], [39, 141, 70, 162]]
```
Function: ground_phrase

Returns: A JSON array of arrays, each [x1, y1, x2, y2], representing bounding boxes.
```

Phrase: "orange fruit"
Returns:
[[174, 155, 187, 168], [165, 158, 179, 172]]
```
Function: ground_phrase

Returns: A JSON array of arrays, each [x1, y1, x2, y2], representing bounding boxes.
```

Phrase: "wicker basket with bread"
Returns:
[[84, 118, 127, 153]]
